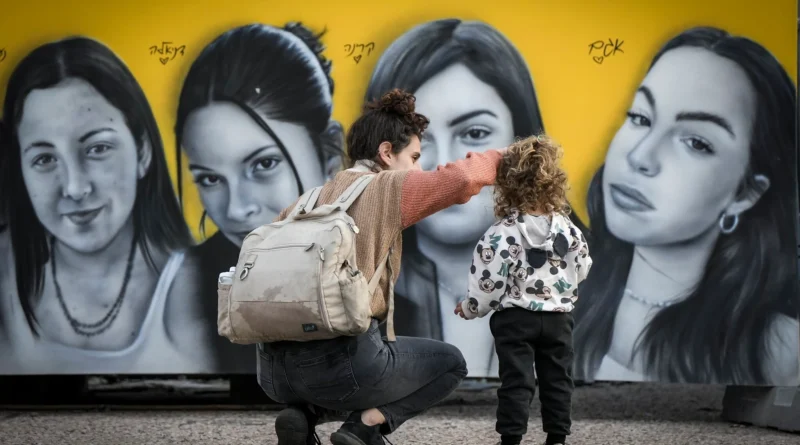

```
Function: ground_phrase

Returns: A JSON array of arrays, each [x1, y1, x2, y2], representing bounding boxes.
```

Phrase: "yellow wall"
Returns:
[[1, 0, 795, 239]]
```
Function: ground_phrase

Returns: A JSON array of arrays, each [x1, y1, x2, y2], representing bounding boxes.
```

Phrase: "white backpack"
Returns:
[[217, 175, 395, 344]]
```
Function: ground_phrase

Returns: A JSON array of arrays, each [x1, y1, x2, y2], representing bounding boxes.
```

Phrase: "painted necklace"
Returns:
[[50, 231, 138, 337], [623, 288, 693, 308]]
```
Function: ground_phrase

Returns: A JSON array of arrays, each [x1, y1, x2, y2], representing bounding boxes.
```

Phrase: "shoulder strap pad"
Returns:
[[334, 175, 376, 212], [290, 186, 323, 218]]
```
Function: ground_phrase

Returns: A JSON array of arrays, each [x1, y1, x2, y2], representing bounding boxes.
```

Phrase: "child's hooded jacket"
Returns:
[[461, 209, 592, 319]]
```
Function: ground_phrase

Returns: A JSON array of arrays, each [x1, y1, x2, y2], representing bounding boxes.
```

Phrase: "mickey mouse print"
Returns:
[[461, 210, 592, 320]]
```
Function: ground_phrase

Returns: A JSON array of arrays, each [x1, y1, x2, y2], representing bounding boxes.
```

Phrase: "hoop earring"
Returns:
[[719, 213, 739, 234]]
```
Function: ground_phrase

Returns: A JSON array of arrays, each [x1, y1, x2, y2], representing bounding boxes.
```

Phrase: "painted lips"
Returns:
[[64, 207, 103, 225], [609, 183, 656, 212]]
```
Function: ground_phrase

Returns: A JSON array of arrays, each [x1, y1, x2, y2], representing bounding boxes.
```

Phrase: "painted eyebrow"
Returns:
[[188, 145, 278, 171], [636, 86, 735, 138], [23, 127, 117, 153], [676, 112, 735, 139], [447, 109, 498, 127], [78, 127, 116, 143], [637, 86, 656, 108]]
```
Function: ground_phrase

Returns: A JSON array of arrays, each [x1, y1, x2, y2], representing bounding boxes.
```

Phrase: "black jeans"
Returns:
[[258, 319, 468, 434], [491, 308, 574, 438]]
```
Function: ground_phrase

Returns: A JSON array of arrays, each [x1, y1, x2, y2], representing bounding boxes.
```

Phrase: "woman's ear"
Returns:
[[320, 120, 345, 179], [723, 173, 770, 217], [137, 136, 153, 179], [377, 141, 394, 166]]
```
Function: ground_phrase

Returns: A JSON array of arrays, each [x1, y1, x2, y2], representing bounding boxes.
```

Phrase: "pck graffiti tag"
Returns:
[[344, 42, 375, 64], [588, 38, 624, 64], [149, 41, 186, 65]]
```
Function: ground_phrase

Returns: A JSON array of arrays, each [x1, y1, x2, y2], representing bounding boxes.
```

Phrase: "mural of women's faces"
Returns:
[[19, 78, 145, 254], [573, 27, 800, 385], [174, 22, 344, 373], [183, 103, 328, 246], [0, 127, 9, 344], [365, 18, 545, 377], [0, 37, 200, 374]]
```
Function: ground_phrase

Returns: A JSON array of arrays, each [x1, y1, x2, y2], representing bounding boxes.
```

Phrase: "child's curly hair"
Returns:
[[494, 134, 571, 218]]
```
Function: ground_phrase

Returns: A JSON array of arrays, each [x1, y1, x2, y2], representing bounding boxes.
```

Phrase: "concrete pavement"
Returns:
[[1, 382, 797, 444]]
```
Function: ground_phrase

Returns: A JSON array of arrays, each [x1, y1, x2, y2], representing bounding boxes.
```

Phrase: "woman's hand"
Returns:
[[454, 302, 469, 320]]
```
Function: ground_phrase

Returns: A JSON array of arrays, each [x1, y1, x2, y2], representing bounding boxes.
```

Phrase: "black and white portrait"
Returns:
[[572, 27, 800, 385], [365, 18, 561, 377], [0, 37, 205, 374], [174, 23, 344, 373]]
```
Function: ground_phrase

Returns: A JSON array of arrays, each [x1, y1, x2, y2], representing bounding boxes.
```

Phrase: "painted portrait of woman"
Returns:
[[0, 37, 203, 374], [174, 22, 344, 373], [0, 119, 10, 345], [364, 18, 587, 377], [573, 26, 800, 385]]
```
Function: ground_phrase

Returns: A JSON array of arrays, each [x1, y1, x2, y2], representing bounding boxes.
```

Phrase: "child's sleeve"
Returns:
[[461, 226, 514, 320], [576, 235, 593, 283]]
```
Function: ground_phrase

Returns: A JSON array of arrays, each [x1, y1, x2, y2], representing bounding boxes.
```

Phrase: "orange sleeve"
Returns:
[[399, 149, 503, 229]]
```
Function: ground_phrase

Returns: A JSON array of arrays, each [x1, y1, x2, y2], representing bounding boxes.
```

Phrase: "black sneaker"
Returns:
[[545, 433, 567, 445], [330, 411, 386, 445], [275, 405, 321, 445]]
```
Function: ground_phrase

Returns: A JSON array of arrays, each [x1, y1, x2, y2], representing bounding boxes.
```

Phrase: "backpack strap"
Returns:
[[290, 186, 323, 218], [368, 247, 396, 342], [334, 175, 376, 212]]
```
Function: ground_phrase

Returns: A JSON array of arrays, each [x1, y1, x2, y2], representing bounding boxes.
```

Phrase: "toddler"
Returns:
[[456, 134, 592, 445]]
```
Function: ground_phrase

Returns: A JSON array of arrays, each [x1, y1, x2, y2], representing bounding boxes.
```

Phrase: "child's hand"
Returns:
[[454, 302, 469, 320]]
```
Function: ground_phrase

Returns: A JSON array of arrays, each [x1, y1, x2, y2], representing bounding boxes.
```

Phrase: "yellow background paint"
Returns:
[[1, 0, 795, 240]]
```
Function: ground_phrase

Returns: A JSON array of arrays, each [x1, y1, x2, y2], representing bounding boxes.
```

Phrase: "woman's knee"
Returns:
[[443, 342, 468, 378]]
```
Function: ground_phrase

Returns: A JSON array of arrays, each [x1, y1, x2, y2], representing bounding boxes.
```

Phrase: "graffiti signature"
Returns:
[[588, 38, 624, 64], [149, 41, 186, 65], [344, 42, 375, 64]]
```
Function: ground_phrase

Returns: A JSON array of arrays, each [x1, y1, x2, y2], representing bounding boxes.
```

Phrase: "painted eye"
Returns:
[[87, 143, 113, 155], [626, 112, 651, 127], [196, 175, 222, 187], [462, 126, 491, 141], [32, 154, 57, 167], [254, 158, 280, 171], [682, 137, 714, 154]]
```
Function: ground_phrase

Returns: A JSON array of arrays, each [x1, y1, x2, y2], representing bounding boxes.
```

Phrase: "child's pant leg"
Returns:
[[490, 308, 539, 438], [534, 312, 575, 436]]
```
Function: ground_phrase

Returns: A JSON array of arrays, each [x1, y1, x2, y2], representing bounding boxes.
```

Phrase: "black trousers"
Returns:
[[490, 307, 574, 438]]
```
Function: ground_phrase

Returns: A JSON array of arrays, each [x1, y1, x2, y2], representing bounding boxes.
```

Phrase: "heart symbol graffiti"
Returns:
[[353, 55, 362, 64], [159, 57, 169, 65], [592, 56, 603, 64]]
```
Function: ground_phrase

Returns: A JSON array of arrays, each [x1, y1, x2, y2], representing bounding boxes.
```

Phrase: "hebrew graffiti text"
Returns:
[[149, 41, 186, 65], [344, 42, 375, 64]]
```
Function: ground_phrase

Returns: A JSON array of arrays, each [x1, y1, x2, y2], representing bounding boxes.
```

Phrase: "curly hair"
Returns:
[[346, 88, 429, 167], [494, 134, 571, 218]]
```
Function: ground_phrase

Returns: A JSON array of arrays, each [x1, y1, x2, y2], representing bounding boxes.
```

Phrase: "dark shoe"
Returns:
[[275, 406, 321, 445], [545, 433, 567, 445], [330, 411, 385, 445]]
